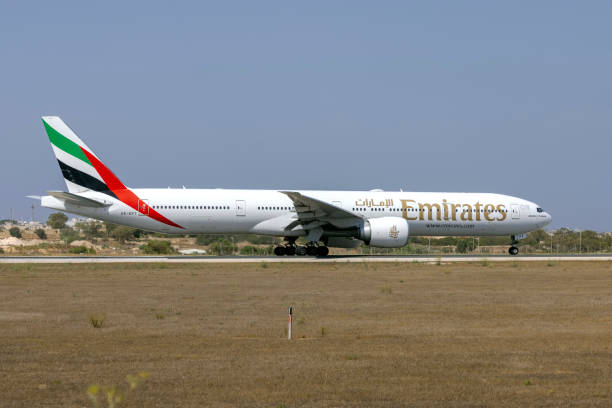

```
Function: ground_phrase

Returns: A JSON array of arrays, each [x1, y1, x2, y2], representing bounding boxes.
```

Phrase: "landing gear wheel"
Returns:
[[285, 246, 296, 256], [274, 246, 286, 256], [306, 246, 318, 256], [509, 246, 519, 256], [295, 246, 307, 256], [316, 246, 329, 257]]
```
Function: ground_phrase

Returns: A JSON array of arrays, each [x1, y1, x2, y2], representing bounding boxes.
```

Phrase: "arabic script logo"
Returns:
[[388, 225, 400, 239]]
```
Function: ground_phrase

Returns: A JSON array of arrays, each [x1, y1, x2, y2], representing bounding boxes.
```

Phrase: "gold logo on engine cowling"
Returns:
[[389, 225, 400, 239]]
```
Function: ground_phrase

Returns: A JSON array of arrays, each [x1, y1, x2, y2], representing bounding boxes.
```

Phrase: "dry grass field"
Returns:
[[1, 261, 612, 407]]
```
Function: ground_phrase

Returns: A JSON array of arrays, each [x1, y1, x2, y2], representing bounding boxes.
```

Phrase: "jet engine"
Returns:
[[360, 217, 409, 248]]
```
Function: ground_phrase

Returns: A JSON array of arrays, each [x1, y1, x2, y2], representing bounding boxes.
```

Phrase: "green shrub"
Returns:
[[0, 248, 4, 254], [75, 221, 103, 240], [456, 238, 475, 253], [140, 240, 176, 255], [111, 226, 138, 243], [34, 228, 47, 239], [8, 227, 21, 238], [195, 235, 217, 245], [239, 245, 272, 255], [60, 227, 80, 244], [207, 239, 237, 255], [69, 246, 95, 254]]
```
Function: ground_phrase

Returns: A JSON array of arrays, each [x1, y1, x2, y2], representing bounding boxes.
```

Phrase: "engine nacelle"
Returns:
[[360, 217, 409, 248]]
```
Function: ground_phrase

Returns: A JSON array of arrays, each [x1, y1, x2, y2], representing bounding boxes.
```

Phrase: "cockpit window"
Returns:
[[536, 207, 544, 213]]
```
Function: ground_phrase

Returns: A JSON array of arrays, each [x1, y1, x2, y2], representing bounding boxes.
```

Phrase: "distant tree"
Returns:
[[103, 221, 118, 237], [60, 227, 80, 245], [140, 240, 175, 254], [523, 229, 549, 247], [456, 238, 475, 254], [75, 221, 103, 240], [34, 228, 47, 239], [195, 235, 218, 246], [47, 212, 68, 230], [111, 226, 138, 243], [8, 227, 21, 239]]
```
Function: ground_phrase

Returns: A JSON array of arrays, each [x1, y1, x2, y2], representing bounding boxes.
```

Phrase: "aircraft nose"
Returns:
[[543, 212, 552, 226]]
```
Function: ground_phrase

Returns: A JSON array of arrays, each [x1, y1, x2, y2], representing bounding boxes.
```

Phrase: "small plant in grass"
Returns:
[[380, 286, 392, 295], [512, 261, 520, 268], [345, 354, 359, 360], [435, 257, 441, 266], [320, 327, 327, 337], [87, 371, 149, 407], [481, 258, 490, 267], [155, 313, 165, 320], [524, 379, 532, 386], [260, 261, 268, 269], [547, 261, 557, 267], [89, 314, 105, 328]]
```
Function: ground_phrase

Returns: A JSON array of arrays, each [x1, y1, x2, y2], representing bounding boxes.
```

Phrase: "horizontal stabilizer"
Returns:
[[47, 191, 110, 208]]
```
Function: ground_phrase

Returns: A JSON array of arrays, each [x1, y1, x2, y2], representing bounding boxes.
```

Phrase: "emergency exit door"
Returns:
[[511, 204, 520, 219], [235, 200, 246, 216]]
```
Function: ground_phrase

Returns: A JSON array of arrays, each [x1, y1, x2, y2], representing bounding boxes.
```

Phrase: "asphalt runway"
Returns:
[[1, 255, 611, 263]]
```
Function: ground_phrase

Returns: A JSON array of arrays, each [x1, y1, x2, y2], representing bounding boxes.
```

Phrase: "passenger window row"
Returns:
[[151, 205, 230, 210]]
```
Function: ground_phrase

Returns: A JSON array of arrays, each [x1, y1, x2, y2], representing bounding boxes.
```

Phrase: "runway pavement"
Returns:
[[1, 255, 611, 263]]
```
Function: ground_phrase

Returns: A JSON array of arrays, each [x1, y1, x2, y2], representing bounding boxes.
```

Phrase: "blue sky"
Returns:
[[1, 1, 610, 231]]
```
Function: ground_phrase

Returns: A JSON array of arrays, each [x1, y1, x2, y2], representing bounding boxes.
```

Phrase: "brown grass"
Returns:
[[1, 261, 612, 407]]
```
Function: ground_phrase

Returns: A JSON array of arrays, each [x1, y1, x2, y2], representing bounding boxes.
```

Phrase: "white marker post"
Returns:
[[288, 305, 293, 340]]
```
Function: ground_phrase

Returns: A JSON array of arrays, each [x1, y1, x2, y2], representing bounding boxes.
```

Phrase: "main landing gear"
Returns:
[[508, 235, 519, 256], [274, 239, 329, 257]]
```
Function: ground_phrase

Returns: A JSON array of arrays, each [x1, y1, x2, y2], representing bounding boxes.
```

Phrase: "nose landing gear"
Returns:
[[508, 235, 520, 256]]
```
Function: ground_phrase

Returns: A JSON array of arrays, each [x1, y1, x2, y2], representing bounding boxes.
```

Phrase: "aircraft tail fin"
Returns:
[[41, 116, 124, 199]]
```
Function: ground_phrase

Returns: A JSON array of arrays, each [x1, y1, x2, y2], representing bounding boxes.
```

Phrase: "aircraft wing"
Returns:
[[47, 191, 111, 208], [279, 191, 362, 230]]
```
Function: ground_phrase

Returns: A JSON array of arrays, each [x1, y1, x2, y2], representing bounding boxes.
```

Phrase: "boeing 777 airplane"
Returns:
[[35, 116, 551, 256]]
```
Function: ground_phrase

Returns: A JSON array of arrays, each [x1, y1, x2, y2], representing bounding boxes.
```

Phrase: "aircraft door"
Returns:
[[511, 204, 520, 219], [235, 200, 246, 216]]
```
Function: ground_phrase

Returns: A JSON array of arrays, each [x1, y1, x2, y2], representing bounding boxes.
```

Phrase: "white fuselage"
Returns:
[[42, 188, 551, 238]]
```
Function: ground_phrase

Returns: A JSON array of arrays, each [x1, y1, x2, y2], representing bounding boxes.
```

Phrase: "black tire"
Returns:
[[285, 246, 296, 256], [316, 246, 329, 256], [509, 246, 519, 256], [274, 246, 286, 256], [295, 246, 307, 256], [306, 246, 318, 256]]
